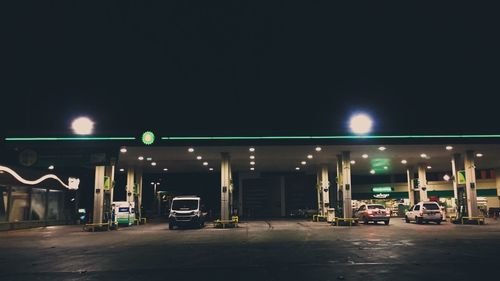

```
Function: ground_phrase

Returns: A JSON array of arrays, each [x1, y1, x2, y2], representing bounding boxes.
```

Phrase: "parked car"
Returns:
[[405, 201, 443, 224], [354, 204, 391, 225], [168, 195, 205, 229]]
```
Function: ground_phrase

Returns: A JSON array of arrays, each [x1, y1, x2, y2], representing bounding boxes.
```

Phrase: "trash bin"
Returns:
[[326, 208, 336, 222]]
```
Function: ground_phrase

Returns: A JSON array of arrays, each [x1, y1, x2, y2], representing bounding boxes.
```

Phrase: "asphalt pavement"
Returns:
[[1, 218, 499, 281]]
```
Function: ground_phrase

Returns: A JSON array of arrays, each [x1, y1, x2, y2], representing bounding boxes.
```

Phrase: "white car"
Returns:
[[354, 204, 391, 225], [405, 201, 443, 224]]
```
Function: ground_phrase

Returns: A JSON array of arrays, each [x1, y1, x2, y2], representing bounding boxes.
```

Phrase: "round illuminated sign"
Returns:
[[142, 131, 155, 145]]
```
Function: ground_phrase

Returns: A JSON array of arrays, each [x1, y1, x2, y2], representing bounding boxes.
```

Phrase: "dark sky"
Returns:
[[1, 2, 499, 137]]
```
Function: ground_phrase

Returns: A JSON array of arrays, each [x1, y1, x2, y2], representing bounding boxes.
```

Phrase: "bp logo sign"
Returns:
[[142, 131, 155, 145]]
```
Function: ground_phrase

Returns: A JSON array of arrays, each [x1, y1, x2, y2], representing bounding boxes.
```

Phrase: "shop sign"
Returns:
[[372, 186, 392, 193], [373, 193, 390, 199]]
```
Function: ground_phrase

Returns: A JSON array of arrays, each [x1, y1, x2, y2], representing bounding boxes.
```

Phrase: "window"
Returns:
[[31, 188, 47, 220], [172, 199, 199, 211], [423, 203, 440, 210], [414, 205, 420, 211], [0, 186, 8, 222], [368, 205, 386, 210], [47, 190, 64, 220], [10, 187, 29, 222]]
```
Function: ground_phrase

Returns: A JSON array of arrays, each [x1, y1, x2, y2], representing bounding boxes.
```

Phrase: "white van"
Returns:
[[113, 201, 135, 226], [168, 196, 205, 229]]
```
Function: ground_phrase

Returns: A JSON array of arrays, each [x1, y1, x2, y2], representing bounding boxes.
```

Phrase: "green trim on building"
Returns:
[[352, 189, 498, 200], [162, 134, 500, 141], [478, 189, 498, 196], [353, 192, 409, 200], [5, 137, 136, 141]]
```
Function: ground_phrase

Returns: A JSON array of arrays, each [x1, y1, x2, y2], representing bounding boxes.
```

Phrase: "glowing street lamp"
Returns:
[[349, 114, 373, 135], [71, 117, 94, 135]]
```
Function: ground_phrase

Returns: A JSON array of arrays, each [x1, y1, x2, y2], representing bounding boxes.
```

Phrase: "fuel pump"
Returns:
[[452, 186, 468, 224]]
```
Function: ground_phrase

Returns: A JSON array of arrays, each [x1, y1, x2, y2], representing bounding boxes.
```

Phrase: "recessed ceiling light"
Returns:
[[427, 166, 432, 169], [188, 148, 195, 152], [250, 155, 255, 159], [370, 169, 375, 174], [120, 147, 127, 153], [146, 157, 152, 161], [209, 168, 214, 171], [362, 154, 369, 159], [295, 167, 300, 170], [250, 167, 255, 171], [443, 174, 451, 181], [301, 161, 307, 165], [197, 156, 202, 160], [163, 168, 168, 171], [384, 166, 388, 170], [203, 162, 208, 166], [401, 159, 407, 164], [151, 162, 157, 166], [250, 161, 255, 165], [48, 165, 54, 170], [315, 147, 322, 152], [420, 154, 428, 158], [476, 153, 483, 157], [446, 146, 453, 151], [119, 168, 125, 172], [350, 160, 356, 165], [307, 155, 313, 159], [138, 156, 144, 160], [249, 147, 255, 152], [378, 146, 386, 151]]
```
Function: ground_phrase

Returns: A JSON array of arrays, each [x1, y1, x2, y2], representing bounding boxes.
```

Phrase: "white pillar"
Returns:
[[280, 176, 286, 217], [418, 164, 428, 202], [105, 165, 115, 222], [451, 154, 460, 209], [135, 169, 143, 219], [126, 168, 135, 206], [316, 169, 323, 215], [238, 174, 244, 217], [220, 153, 231, 220], [465, 150, 479, 217], [228, 160, 233, 216], [93, 166, 105, 224], [336, 155, 342, 209], [495, 168, 500, 208], [321, 164, 330, 212], [406, 167, 415, 206], [342, 151, 352, 219]]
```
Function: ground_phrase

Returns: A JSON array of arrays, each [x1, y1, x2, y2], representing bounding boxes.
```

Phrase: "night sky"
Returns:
[[2, 2, 499, 137]]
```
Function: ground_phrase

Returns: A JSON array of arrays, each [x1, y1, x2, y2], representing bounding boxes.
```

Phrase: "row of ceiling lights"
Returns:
[[249, 147, 255, 171], [189, 147, 214, 171], [118, 146, 168, 172], [295, 146, 323, 171], [115, 145, 485, 174], [366, 145, 484, 175]]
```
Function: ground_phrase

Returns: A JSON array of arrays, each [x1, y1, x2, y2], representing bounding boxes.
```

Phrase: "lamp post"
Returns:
[[151, 182, 161, 216]]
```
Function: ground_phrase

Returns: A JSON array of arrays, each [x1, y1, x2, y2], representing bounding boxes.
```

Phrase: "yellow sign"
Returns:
[[457, 170, 466, 184]]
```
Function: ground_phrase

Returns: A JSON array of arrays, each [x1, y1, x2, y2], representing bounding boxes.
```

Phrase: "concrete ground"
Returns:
[[1, 218, 500, 281]]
